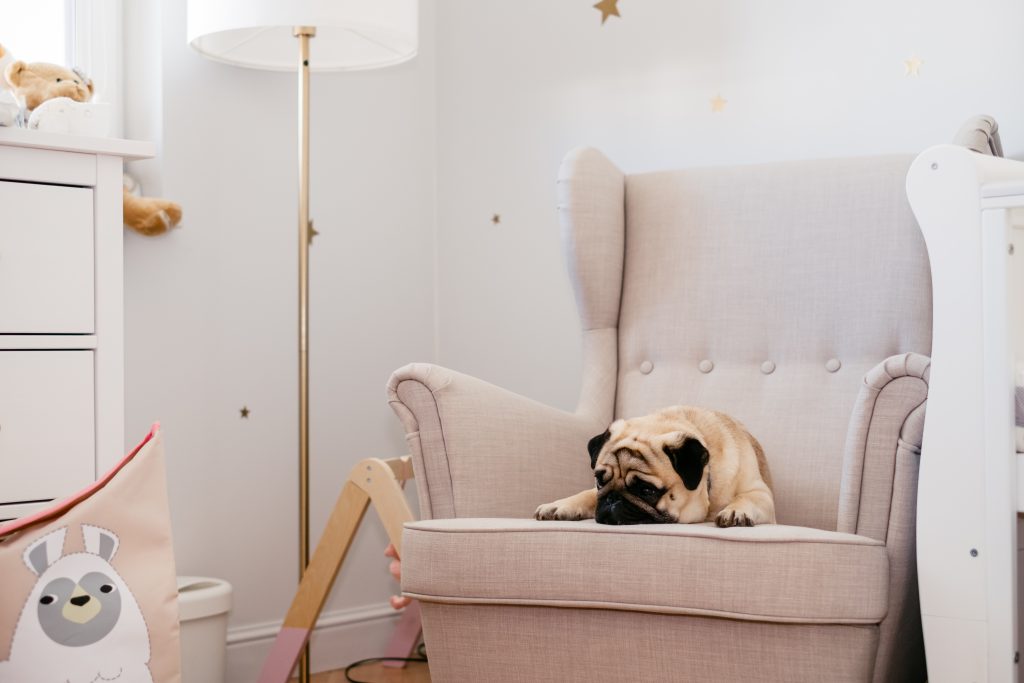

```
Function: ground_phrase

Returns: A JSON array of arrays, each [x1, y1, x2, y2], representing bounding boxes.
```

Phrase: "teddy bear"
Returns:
[[3, 58, 93, 111], [123, 174, 183, 237], [0, 44, 183, 236]]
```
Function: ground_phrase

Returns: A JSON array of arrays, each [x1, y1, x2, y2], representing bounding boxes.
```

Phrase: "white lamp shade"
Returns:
[[187, 0, 418, 72]]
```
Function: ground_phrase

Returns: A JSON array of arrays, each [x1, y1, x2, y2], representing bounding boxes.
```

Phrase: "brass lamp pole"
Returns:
[[295, 25, 314, 683]]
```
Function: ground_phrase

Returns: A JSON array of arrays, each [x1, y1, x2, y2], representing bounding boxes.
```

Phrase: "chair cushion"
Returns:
[[402, 518, 889, 624]]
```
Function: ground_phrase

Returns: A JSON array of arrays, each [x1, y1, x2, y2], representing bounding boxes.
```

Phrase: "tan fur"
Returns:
[[751, 437, 772, 491], [123, 190, 182, 237], [535, 406, 776, 527], [3, 61, 92, 110]]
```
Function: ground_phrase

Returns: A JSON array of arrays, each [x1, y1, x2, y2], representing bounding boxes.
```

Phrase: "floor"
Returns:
[[308, 662, 431, 683]]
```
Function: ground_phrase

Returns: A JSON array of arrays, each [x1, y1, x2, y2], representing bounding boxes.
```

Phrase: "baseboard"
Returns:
[[225, 602, 401, 682]]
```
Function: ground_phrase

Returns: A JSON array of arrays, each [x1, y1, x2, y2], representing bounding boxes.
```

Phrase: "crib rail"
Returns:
[[907, 145, 1024, 682]]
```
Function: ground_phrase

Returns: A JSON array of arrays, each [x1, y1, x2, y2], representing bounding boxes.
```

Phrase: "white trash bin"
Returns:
[[177, 576, 233, 683]]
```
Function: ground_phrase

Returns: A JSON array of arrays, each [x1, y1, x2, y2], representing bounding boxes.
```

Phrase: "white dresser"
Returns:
[[0, 128, 153, 522]]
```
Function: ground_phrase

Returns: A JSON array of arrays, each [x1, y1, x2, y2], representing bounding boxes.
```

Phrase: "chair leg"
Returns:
[[257, 457, 416, 683]]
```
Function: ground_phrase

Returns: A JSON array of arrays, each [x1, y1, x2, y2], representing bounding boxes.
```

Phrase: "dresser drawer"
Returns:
[[0, 181, 95, 333], [0, 351, 95, 504], [0, 500, 52, 524]]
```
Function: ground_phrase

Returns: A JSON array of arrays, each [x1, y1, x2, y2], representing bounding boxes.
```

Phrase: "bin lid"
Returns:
[[177, 576, 233, 621]]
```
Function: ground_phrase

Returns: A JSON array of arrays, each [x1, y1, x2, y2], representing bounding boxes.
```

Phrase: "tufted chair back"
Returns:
[[557, 150, 932, 530]]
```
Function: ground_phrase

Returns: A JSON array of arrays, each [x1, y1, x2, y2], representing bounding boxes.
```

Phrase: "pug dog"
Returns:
[[535, 406, 775, 527]]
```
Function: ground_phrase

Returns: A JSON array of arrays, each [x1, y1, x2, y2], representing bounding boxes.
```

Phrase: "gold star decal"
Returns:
[[240, 406, 250, 419], [491, 214, 501, 225], [593, 0, 620, 25], [903, 56, 923, 77], [710, 94, 728, 113]]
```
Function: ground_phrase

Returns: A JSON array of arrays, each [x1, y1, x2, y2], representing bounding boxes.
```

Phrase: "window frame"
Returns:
[[67, 0, 123, 136]]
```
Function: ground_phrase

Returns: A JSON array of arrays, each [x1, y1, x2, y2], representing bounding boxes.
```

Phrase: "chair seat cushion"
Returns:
[[401, 518, 889, 624]]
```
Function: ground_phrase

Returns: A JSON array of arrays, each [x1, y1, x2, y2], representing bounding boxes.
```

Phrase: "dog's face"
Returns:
[[589, 420, 710, 525]]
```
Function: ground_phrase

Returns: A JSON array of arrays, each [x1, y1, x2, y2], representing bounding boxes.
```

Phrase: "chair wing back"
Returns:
[[560, 150, 932, 530]]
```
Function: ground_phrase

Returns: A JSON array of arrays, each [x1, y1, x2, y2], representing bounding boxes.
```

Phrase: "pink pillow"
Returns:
[[0, 425, 181, 683]]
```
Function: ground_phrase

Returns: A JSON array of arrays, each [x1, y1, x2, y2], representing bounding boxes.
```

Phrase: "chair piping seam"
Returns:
[[397, 378, 457, 519]]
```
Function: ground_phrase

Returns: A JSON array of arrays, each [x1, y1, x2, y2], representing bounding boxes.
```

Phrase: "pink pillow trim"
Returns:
[[0, 422, 160, 539]]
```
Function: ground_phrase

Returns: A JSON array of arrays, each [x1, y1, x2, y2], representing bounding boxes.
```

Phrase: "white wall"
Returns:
[[434, 0, 1024, 413], [123, 1, 434, 678]]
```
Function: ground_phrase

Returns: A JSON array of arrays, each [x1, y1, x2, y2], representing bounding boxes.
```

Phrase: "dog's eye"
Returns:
[[39, 594, 56, 605], [100, 584, 115, 594], [56, 78, 62, 83], [629, 478, 660, 498], [594, 470, 608, 487]]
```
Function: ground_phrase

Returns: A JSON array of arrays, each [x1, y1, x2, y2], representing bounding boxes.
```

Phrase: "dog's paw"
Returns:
[[715, 507, 754, 528], [534, 499, 592, 521]]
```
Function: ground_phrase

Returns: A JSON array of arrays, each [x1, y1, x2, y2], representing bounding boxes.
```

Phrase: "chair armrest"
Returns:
[[836, 352, 930, 540], [387, 363, 604, 520], [837, 353, 931, 681]]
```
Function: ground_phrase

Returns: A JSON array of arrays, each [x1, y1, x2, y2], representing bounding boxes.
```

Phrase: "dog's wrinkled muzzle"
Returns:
[[595, 491, 672, 525]]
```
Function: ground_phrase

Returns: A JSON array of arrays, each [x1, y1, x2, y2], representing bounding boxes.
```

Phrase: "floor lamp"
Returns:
[[186, 3, 418, 681]]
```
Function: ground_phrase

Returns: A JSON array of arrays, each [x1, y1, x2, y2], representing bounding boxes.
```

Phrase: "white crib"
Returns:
[[907, 142, 1024, 681]]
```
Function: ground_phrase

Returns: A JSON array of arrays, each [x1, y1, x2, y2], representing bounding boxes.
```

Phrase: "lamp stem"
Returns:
[[294, 24, 315, 683]]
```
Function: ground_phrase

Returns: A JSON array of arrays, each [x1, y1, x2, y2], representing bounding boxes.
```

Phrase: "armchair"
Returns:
[[388, 150, 932, 681]]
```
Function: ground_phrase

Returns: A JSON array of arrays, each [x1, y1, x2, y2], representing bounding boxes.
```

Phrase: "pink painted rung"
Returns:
[[257, 627, 310, 683]]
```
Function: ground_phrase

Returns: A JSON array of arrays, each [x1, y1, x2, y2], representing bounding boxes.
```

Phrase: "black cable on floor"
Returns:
[[344, 642, 428, 682]]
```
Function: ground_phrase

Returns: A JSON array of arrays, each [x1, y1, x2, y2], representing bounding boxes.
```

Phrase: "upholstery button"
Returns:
[[760, 361, 776, 375], [825, 358, 842, 373], [698, 360, 714, 374], [640, 360, 653, 375]]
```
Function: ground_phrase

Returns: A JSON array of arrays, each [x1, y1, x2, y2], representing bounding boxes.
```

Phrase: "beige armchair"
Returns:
[[387, 150, 931, 682]]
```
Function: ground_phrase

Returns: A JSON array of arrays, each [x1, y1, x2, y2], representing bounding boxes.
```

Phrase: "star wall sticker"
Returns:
[[710, 94, 728, 113], [594, 0, 621, 25], [240, 406, 250, 419], [903, 56, 923, 77]]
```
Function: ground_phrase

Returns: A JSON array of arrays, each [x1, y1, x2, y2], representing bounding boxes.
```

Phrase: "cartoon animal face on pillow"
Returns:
[[35, 568, 123, 647], [0, 525, 153, 683], [4, 61, 93, 110]]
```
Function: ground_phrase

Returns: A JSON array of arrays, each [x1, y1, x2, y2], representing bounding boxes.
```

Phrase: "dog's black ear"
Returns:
[[587, 429, 611, 468], [664, 437, 709, 491]]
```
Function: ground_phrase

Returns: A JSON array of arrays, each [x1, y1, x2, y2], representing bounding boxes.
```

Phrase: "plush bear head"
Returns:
[[4, 60, 93, 110]]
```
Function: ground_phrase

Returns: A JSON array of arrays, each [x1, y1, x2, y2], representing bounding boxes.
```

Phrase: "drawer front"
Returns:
[[0, 500, 53, 524], [0, 351, 95, 504], [0, 181, 95, 333]]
